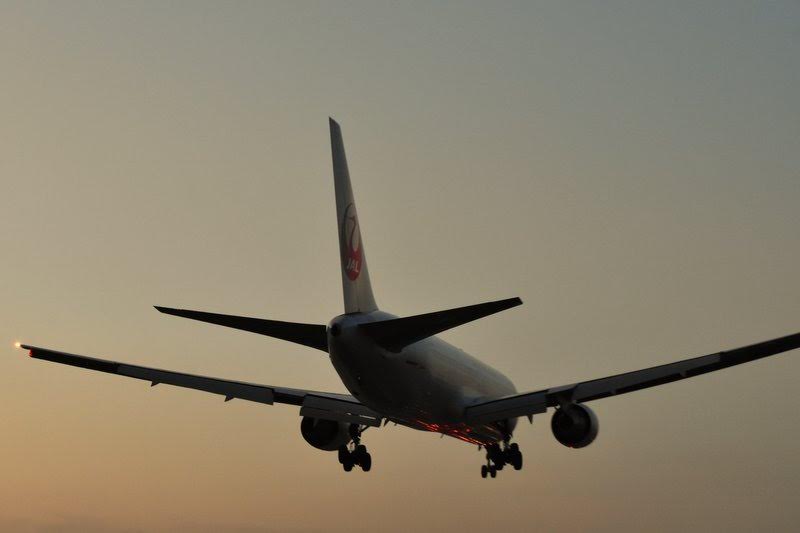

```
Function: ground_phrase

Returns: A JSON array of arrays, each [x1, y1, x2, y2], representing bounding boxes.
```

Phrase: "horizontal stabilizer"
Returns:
[[359, 297, 522, 352], [155, 306, 329, 352]]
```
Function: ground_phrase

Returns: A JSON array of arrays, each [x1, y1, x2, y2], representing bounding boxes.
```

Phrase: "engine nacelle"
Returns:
[[551, 403, 599, 448], [300, 416, 351, 451]]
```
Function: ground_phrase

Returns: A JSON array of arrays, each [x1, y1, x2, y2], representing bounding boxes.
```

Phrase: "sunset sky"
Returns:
[[1, 1, 799, 531]]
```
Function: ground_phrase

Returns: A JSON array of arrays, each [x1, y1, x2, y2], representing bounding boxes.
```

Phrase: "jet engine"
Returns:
[[550, 403, 599, 448], [300, 416, 352, 451]]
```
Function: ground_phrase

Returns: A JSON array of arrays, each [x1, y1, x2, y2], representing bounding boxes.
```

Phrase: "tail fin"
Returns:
[[330, 118, 378, 313]]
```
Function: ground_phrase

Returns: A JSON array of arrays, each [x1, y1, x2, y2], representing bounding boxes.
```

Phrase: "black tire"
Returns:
[[510, 443, 519, 453], [489, 466, 497, 478], [355, 444, 367, 459], [513, 451, 523, 471], [343, 460, 354, 472], [481, 465, 488, 478], [361, 452, 372, 472], [338, 446, 349, 464]]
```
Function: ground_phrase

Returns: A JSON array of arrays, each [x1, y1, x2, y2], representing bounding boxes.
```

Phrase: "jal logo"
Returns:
[[342, 203, 362, 281]]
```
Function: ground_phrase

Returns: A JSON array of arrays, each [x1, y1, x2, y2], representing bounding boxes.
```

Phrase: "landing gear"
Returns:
[[509, 442, 523, 470], [480, 460, 498, 478], [338, 424, 373, 472], [360, 450, 372, 472], [338, 445, 349, 465], [342, 455, 354, 472], [479, 441, 523, 478]]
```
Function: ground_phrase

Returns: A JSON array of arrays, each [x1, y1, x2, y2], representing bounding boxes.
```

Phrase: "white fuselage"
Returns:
[[328, 311, 517, 445]]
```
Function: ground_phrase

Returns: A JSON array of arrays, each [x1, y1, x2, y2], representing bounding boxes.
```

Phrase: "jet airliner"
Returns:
[[21, 119, 800, 478]]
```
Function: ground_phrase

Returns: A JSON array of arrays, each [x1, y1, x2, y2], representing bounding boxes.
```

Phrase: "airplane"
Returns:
[[19, 118, 800, 479]]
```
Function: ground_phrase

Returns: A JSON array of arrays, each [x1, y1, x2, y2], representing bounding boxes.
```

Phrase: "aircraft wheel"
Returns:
[[338, 446, 349, 464], [343, 459, 354, 472], [513, 451, 523, 471], [355, 444, 367, 459], [489, 466, 497, 478], [361, 452, 372, 472], [481, 465, 488, 478]]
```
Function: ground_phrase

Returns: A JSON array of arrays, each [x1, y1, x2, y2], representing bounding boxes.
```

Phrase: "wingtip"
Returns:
[[16, 343, 34, 356], [329, 116, 340, 129]]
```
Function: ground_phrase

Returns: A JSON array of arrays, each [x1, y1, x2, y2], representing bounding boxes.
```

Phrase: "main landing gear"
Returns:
[[480, 441, 523, 479], [338, 424, 372, 472]]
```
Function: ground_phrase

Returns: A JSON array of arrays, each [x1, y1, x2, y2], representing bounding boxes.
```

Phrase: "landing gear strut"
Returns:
[[338, 424, 372, 472], [480, 441, 523, 478]]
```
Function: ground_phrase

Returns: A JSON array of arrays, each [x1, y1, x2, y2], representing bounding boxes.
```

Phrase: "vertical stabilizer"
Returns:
[[330, 118, 378, 313]]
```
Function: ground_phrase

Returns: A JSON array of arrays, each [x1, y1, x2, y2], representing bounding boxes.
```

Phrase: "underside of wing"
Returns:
[[22, 344, 382, 426], [466, 330, 800, 425]]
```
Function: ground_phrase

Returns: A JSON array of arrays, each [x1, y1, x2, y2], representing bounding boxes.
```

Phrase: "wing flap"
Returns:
[[300, 394, 383, 426], [465, 391, 547, 425], [123, 365, 275, 404]]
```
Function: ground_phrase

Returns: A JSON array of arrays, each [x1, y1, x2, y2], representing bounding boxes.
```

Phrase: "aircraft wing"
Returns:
[[22, 345, 383, 427], [465, 330, 800, 424]]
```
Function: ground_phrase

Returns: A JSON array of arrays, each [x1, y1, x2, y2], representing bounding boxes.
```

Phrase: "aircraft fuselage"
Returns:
[[328, 311, 517, 445]]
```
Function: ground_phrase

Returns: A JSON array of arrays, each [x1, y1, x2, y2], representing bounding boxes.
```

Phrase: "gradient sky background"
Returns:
[[1, 1, 799, 531]]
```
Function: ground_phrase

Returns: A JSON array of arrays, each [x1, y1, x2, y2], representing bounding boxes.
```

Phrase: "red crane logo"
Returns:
[[342, 203, 362, 281]]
